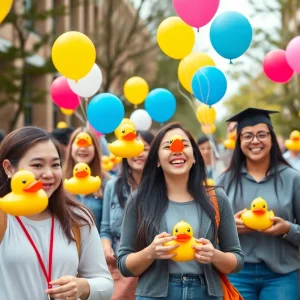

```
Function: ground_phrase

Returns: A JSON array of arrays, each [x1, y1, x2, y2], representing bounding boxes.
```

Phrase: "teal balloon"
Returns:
[[145, 89, 176, 123], [87, 93, 124, 134], [192, 66, 227, 106], [210, 11, 252, 62]]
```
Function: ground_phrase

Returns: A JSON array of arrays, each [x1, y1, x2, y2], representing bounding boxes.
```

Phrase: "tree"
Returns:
[[0, 1, 68, 131], [224, 0, 300, 136]]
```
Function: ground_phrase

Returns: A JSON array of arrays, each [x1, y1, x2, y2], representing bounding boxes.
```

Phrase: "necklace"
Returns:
[[169, 200, 194, 221]]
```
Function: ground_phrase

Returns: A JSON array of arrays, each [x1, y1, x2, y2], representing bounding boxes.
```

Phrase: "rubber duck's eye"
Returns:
[[263, 205, 266, 208], [175, 228, 178, 233], [253, 204, 256, 207], [170, 140, 173, 143], [86, 167, 88, 170], [187, 228, 190, 232], [22, 180, 26, 184], [75, 168, 78, 171], [122, 130, 125, 133]]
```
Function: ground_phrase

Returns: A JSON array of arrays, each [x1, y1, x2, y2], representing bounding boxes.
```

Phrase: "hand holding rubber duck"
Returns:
[[241, 197, 274, 230], [164, 220, 201, 262]]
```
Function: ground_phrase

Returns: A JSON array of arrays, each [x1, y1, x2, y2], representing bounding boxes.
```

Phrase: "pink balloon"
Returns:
[[50, 77, 80, 109], [173, 0, 220, 30], [263, 50, 294, 84], [286, 36, 300, 74]]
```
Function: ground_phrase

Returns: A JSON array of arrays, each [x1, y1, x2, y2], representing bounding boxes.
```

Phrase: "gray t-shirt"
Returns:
[[0, 214, 114, 300], [163, 200, 203, 275]]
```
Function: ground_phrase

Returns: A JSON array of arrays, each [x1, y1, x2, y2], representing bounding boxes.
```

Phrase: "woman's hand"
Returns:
[[260, 217, 290, 236], [46, 276, 90, 300], [146, 232, 179, 260], [193, 238, 216, 264], [235, 210, 253, 234], [103, 244, 115, 264]]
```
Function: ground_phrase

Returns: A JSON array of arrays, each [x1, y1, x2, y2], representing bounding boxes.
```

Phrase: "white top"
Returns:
[[0, 214, 114, 300]]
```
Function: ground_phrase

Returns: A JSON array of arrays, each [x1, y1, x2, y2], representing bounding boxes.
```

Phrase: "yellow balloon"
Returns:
[[157, 17, 195, 59], [57, 121, 68, 129], [178, 52, 215, 93], [201, 124, 216, 135], [52, 31, 96, 81], [0, 0, 13, 23], [60, 108, 74, 116], [196, 105, 216, 125], [124, 77, 149, 105]]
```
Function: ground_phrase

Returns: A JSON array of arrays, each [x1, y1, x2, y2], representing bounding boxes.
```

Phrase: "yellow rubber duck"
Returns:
[[164, 220, 201, 262], [109, 153, 122, 166], [0, 169, 48, 216], [102, 155, 114, 171], [204, 178, 215, 186], [74, 132, 93, 147], [241, 197, 274, 230], [224, 131, 236, 150], [108, 118, 144, 158], [285, 130, 300, 151], [64, 163, 101, 195]]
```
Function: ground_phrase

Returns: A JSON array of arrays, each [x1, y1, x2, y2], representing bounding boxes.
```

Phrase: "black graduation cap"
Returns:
[[226, 108, 279, 133]]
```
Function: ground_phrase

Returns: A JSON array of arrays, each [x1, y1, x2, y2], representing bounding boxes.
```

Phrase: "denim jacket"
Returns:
[[117, 188, 244, 298], [100, 177, 129, 252]]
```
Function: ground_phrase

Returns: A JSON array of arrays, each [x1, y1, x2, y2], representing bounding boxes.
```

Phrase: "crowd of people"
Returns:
[[0, 107, 299, 300]]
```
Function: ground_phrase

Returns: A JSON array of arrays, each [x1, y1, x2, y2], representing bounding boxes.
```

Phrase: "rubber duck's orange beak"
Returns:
[[252, 208, 265, 215], [170, 139, 184, 152], [176, 233, 191, 242], [23, 181, 43, 193], [75, 170, 89, 178], [77, 138, 90, 147], [123, 132, 136, 141]]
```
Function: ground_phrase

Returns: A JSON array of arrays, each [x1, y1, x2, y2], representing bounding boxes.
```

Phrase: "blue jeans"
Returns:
[[228, 262, 298, 300], [136, 274, 222, 300]]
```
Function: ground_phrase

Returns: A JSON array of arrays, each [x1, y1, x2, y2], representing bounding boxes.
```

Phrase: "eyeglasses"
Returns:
[[240, 131, 270, 143]]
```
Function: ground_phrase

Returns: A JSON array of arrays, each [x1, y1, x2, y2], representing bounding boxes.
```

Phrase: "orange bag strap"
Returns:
[[207, 188, 220, 228], [71, 225, 81, 258], [0, 209, 7, 244]]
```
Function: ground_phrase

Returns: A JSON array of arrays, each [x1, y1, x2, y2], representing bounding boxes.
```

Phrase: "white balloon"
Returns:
[[130, 109, 152, 131], [67, 64, 102, 98]]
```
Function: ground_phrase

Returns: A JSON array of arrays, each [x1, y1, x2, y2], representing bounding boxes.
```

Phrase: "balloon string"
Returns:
[[176, 81, 196, 112], [79, 97, 88, 125], [74, 111, 86, 124]]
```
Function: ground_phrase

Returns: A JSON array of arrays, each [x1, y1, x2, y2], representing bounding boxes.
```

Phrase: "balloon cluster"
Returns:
[[51, 31, 125, 135], [155, 3, 252, 117], [263, 36, 300, 84]]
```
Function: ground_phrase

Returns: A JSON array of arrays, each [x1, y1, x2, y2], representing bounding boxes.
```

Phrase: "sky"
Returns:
[[132, 0, 280, 120]]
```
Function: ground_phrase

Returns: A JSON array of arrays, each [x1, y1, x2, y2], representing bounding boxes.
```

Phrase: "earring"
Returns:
[[157, 163, 160, 168]]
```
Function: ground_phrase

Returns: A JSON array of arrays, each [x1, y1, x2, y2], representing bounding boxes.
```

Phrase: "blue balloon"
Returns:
[[87, 93, 124, 134], [145, 88, 176, 123], [192, 66, 227, 106], [210, 11, 252, 62]]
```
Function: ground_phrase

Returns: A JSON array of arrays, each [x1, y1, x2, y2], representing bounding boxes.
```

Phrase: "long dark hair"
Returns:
[[225, 125, 290, 209], [0, 126, 93, 242], [115, 131, 155, 208], [135, 123, 217, 250]]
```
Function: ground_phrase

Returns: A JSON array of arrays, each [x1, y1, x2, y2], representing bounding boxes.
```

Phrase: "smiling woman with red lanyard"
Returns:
[[0, 127, 113, 300]]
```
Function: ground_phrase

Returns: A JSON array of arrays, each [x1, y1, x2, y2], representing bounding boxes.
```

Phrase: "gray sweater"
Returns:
[[217, 164, 300, 274], [117, 188, 244, 298]]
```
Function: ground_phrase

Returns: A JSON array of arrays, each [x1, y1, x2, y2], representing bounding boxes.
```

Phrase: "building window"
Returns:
[[24, 73, 33, 126], [24, 0, 35, 33], [24, 103, 33, 126]]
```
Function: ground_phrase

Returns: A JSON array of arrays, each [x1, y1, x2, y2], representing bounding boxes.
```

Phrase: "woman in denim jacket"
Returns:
[[63, 127, 109, 232], [101, 131, 154, 300]]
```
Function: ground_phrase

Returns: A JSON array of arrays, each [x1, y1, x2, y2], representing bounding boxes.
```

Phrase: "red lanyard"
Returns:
[[15, 215, 55, 289]]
